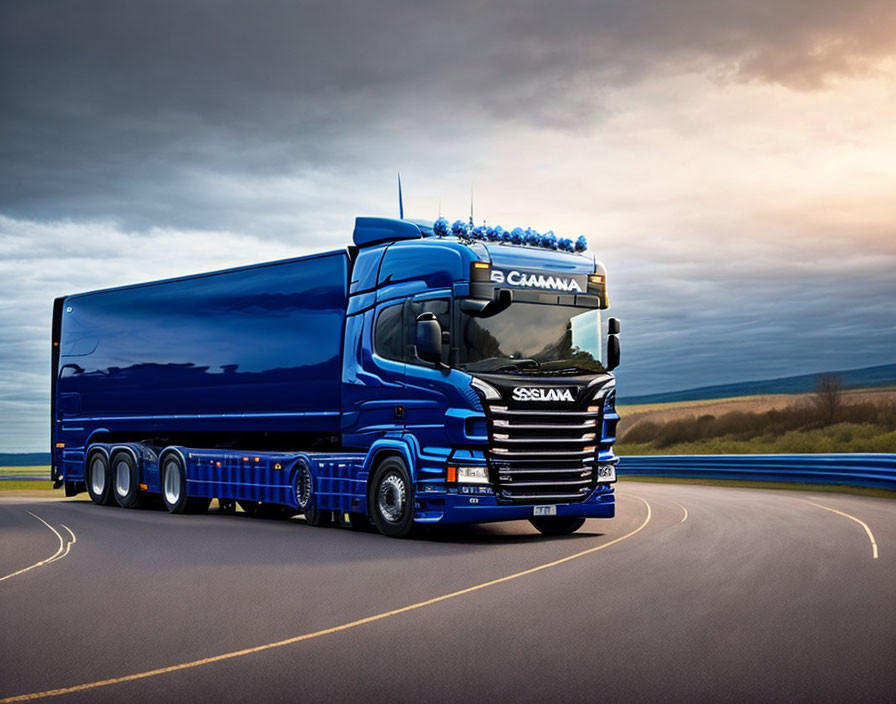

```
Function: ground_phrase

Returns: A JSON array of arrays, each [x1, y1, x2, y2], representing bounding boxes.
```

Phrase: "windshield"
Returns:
[[457, 302, 604, 375]]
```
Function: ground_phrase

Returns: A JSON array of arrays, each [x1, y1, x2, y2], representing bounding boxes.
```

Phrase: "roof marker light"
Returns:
[[575, 236, 588, 252], [433, 217, 451, 238], [451, 219, 469, 238], [543, 232, 558, 250], [510, 227, 525, 244]]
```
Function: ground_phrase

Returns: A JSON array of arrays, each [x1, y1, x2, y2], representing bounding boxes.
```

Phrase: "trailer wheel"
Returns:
[[370, 457, 415, 538], [86, 451, 115, 506], [528, 516, 586, 536], [161, 453, 190, 514], [111, 451, 143, 509], [291, 461, 331, 526]]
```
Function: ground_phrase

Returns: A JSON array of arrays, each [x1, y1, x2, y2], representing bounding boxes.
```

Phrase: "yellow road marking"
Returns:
[[0, 496, 651, 703], [803, 500, 879, 559], [0, 512, 65, 583]]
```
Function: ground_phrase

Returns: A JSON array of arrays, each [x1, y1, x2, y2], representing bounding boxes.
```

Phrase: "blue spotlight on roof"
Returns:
[[575, 235, 588, 252], [543, 232, 558, 250], [472, 225, 487, 240], [524, 228, 540, 246], [501, 228, 513, 243], [510, 227, 525, 244], [558, 237, 573, 252], [433, 217, 451, 238], [451, 219, 469, 238]]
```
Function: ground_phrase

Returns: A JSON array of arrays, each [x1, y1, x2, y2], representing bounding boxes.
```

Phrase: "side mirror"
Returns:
[[460, 288, 513, 318], [607, 334, 620, 371], [608, 317, 620, 335], [415, 312, 442, 364]]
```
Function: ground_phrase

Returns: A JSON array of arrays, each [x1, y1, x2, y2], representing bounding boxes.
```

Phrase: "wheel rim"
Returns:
[[115, 459, 130, 497], [377, 472, 407, 523], [90, 456, 105, 495], [164, 460, 181, 505], [295, 465, 312, 510]]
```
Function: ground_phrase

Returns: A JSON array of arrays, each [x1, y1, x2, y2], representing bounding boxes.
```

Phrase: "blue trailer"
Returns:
[[51, 216, 620, 537]]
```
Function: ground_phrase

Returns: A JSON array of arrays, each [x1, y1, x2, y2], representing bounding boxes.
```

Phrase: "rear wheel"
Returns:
[[529, 516, 586, 536], [86, 451, 115, 506], [293, 461, 331, 527], [161, 453, 190, 514], [370, 457, 415, 538], [112, 451, 142, 508]]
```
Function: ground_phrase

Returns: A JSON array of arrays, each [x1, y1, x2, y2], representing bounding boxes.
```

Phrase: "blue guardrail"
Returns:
[[618, 454, 896, 491]]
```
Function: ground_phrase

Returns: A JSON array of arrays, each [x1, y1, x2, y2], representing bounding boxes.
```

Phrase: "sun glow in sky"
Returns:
[[2, 1, 895, 450]]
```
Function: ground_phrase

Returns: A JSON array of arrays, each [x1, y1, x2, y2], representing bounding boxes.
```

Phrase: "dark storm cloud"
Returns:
[[4, 0, 896, 227]]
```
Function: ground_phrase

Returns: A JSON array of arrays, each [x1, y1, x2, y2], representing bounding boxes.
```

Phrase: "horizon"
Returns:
[[2, 1, 896, 451]]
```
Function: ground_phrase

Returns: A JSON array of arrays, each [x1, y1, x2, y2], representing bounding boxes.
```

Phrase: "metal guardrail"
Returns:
[[617, 454, 896, 491]]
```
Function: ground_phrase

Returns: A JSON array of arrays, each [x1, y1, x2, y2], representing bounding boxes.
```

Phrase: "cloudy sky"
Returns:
[[2, 0, 896, 451]]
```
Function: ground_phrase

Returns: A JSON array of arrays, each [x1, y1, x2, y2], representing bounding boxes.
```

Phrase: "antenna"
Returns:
[[438, 198, 442, 218], [469, 185, 474, 226], [398, 172, 404, 219]]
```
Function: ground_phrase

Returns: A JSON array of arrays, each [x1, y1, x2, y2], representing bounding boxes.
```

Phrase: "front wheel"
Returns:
[[529, 516, 586, 536], [370, 457, 415, 538]]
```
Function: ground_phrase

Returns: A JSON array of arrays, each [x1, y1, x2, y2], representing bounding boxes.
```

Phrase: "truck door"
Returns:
[[402, 294, 455, 448], [342, 301, 407, 446]]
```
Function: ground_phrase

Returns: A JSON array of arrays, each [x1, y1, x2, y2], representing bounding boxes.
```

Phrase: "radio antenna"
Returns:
[[469, 185, 474, 226], [398, 172, 404, 219]]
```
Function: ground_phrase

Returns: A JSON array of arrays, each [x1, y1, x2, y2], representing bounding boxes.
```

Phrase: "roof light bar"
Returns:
[[432, 216, 588, 252]]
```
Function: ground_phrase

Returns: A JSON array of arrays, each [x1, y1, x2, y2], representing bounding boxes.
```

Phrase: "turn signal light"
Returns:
[[446, 466, 457, 483], [589, 274, 605, 285]]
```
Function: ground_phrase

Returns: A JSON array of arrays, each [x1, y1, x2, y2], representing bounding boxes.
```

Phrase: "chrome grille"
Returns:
[[487, 404, 602, 502]]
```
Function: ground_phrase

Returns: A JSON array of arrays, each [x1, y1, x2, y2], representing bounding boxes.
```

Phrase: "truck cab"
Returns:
[[341, 217, 620, 535]]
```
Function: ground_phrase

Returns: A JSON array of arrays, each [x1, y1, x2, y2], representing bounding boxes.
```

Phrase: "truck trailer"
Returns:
[[51, 216, 621, 537]]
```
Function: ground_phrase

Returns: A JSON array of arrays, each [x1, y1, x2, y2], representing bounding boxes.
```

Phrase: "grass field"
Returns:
[[618, 387, 896, 432], [0, 466, 49, 476], [616, 387, 896, 455]]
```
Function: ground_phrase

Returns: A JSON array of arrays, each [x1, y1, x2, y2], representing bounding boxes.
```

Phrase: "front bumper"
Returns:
[[413, 485, 615, 524]]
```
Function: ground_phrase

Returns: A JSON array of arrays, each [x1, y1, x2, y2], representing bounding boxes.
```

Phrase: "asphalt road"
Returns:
[[1, 482, 894, 703]]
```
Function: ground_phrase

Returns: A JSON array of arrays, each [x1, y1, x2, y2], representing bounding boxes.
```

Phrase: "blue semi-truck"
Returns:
[[51, 216, 620, 537]]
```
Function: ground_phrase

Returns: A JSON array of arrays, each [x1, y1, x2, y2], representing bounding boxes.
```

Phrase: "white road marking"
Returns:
[[0, 511, 66, 582], [803, 500, 879, 559], [672, 502, 688, 523]]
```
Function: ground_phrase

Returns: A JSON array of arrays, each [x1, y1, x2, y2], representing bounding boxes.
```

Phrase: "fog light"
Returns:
[[457, 466, 489, 485]]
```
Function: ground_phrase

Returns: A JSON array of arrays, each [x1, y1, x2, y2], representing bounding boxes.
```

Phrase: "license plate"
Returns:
[[533, 505, 557, 517], [597, 464, 617, 483]]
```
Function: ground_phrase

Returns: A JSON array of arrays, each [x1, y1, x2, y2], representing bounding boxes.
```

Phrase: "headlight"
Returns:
[[470, 378, 501, 400], [447, 465, 490, 485]]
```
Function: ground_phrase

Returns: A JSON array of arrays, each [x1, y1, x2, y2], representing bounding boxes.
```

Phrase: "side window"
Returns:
[[374, 304, 404, 362], [409, 298, 450, 363]]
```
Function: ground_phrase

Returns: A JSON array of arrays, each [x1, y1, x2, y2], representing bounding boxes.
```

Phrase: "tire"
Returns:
[[292, 461, 331, 527], [529, 516, 586, 536], [304, 505, 332, 527], [370, 457, 415, 538], [161, 452, 190, 514], [111, 450, 142, 508], [86, 451, 115, 506]]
